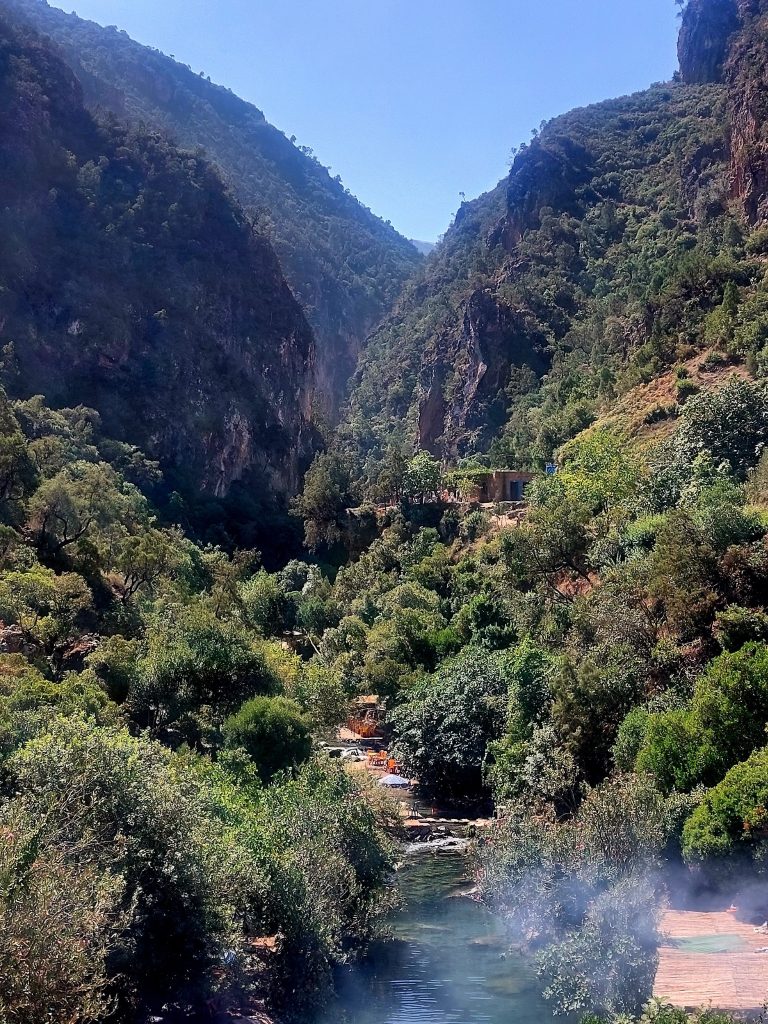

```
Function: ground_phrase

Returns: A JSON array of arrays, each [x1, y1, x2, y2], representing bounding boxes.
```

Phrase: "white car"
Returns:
[[339, 747, 367, 762]]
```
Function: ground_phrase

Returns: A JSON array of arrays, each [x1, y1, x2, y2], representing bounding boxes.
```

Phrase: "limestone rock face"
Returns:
[[678, 0, 740, 84], [678, 0, 768, 225], [724, 1, 768, 222], [0, 12, 316, 500], [417, 291, 549, 461], [4, 0, 422, 423], [501, 137, 595, 250]]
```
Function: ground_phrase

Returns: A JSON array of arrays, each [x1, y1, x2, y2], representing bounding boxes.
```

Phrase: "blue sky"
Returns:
[[49, 0, 681, 241]]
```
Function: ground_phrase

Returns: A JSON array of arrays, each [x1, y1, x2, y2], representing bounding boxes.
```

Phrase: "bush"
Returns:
[[635, 644, 768, 792], [682, 747, 768, 862], [223, 695, 311, 783], [132, 604, 279, 743], [390, 647, 508, 801], [8, 719, 253, 1012], [713, 605, 768, 652], [0, 807, 127, 1024], [0, 656, 119, 762]]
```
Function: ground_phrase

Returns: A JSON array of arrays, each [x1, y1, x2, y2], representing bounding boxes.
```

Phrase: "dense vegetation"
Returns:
[[282, 376, 768, 1018], [0, 386, 397, 1023], [6, 0, 422, 415]]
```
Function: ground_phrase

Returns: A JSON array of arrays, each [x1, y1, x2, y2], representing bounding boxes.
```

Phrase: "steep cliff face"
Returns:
[[346, 75, 730, 469], [724, 0, 768, 222], [417, 291, 550, 458], [678, 0, 739, 83], [500, 136, 596, 249], [4, 0, 422, 420], [0, 12, 315, 500], [347, 0, 768, 476], [679, 0, 768, 225]]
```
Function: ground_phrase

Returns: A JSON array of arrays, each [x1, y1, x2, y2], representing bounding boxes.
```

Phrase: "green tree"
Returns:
[[403, 450, 441, 503], [289, 661, 350, 729], [132, 604, 279, 741], [292, 452, 354, 552], [239, 570, 288, 636], [0, 566, 92, 663], [0, 805, 127, 1024], [390, 648, 508, 800], [223, 695, 311, 783], [682, 747, 768, 862], [635, 643, 768, 792], [8, 720, 253, 1012], [111, 526, 187, 604], [27, 461, 145, 562]]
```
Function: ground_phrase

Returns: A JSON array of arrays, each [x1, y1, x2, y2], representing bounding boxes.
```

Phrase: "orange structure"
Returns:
[[345, 695, 385, 739]]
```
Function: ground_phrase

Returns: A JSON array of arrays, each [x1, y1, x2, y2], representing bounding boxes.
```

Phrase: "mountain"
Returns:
[[4, 0, 422, 418], [410, 239, 437, 256], [342, 0, 768, 482], [0, 8, 315, 526]]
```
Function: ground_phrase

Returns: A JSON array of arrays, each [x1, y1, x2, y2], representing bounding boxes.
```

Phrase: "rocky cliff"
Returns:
[[724, 0, 768, 222], [678, 0, 740, 84], [4, 0, 422, 420], [0, 11, 315, 501], [678, 0, 768, 224], [345, 11, 748, 473]]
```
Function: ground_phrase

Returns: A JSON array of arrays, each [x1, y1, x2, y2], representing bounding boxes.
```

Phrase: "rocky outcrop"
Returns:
[[678, 0, 740, 84], [677, 0, 768, 224], [0, 13, 316, 500], [724, 1, 768, 222], [417, 291, 549, 460], [499, 136, 595, 250]]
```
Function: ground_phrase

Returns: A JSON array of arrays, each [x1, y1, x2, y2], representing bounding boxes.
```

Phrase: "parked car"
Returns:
[[340, 747, 367, 762]]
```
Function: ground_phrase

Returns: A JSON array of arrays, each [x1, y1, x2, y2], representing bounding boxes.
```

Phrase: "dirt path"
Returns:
[[655, 907, 768, 1010]]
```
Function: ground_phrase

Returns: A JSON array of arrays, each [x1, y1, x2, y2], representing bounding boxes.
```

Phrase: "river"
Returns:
[[315, 853, 557, 1024]]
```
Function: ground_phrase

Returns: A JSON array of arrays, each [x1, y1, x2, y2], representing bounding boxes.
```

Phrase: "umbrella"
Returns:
[[377, 773, 411, 789]]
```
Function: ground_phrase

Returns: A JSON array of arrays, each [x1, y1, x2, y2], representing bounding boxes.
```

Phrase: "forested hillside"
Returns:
[[339, 0, 768, 489], [0, 381, 395, 1023], [5, 0, 422, 417], [0, 9, 318, 553]]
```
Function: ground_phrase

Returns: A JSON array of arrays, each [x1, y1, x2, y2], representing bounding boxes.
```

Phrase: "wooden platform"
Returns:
[[655, 907, 768, 1010]]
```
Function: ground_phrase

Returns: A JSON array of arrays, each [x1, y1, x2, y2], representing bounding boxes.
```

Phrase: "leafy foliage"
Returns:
[[223, 695, 311, 783]]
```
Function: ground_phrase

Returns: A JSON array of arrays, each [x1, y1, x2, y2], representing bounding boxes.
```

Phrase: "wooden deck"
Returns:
[[655, 907, 768, 1010]]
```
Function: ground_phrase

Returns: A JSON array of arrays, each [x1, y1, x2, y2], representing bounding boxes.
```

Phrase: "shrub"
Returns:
[[713, 605, 768, 652], [635, 644, 768, 792], [8, 720, 253, 1011], [390, 647, 508, 801], [0, 808, 127, 1024], [682, 747, 768, 862], [223, 695, 311, 783]]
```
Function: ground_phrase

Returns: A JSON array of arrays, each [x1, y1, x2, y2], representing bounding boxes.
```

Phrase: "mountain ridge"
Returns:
[[0, 6, 316, 545], [335, 0, 768, 488], [3, 0, 422, 418]]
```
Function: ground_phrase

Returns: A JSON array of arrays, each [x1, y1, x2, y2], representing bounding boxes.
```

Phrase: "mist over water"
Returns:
[[315, 855, 558, 1024]]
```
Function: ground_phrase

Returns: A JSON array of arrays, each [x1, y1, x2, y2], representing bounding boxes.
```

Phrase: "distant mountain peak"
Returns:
[[410, 239, 436, 256]]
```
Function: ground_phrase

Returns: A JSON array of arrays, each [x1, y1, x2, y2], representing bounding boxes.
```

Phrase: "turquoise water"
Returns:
[[316, 854, 557, 1024]]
